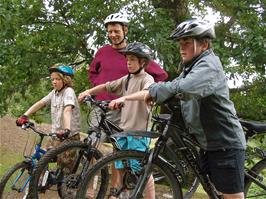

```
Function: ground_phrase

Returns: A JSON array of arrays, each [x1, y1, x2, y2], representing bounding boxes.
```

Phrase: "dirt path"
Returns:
[[0, 115, 51, 154]]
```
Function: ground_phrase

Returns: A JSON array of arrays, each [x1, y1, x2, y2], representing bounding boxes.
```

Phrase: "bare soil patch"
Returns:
[[0, 115, 51, 155]]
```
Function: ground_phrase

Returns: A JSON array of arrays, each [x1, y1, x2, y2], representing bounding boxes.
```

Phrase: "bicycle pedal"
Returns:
[[39, 189, 46, 193], [11, 187, 19, 191], [37, 186, 47, 193]]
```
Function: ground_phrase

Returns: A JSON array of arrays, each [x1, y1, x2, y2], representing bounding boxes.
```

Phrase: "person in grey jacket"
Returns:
[[111, 19, 246, 199]]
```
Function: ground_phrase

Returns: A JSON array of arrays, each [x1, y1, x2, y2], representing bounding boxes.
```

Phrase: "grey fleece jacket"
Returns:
[[149, 49, 246, 151]]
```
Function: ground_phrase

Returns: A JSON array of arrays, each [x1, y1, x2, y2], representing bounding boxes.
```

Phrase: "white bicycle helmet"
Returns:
[[104, 12, 129, 27], [170, 19, 215, 40]]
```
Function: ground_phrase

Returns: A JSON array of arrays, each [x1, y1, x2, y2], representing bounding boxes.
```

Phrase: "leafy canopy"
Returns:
[[0, 0, 265, 121]]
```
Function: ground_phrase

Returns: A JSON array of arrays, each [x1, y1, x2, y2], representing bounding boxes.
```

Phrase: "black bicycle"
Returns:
[[75, 97, 266, 199], [148, 109, 200, 199], [26, 96, 122, 199], [241, 120, 266, 198]]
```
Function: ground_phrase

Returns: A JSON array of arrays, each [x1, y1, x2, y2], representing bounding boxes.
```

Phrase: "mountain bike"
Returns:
[[27, 96, 199, 199], [74, 97, 200, 199], [26, 96, 123, 199], [241, 120, 266, 198], [0, 122, 55, 199], [148, 111, 199, 199], [75, 96, 266, 199]]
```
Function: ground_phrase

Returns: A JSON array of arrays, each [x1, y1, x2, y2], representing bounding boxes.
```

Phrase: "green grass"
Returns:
[[0, 147, 24, 179], [192, 184, 208, 198]]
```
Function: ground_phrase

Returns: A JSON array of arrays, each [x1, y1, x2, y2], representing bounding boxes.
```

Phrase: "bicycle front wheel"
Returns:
[[0, 161, 31, 199], [27, 141, 107, 199], [161, 141, 199, 199], [76, 150, 182, 199], [245, 158, 266, 199]]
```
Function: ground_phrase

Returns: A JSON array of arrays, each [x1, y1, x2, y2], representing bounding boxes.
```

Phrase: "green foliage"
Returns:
[[7, 79, 51, 123], [0, 0, 265, 123], [72, 62, 91, 94], [245, 133, 266, 167], [231, 80, 266, 121]]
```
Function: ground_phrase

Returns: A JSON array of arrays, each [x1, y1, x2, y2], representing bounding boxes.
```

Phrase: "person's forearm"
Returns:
[[63, 106, 72, 130], [84, 84, 107, 96], [124, 90, 149, 101], [78, 83, 108, 101], [24, 100, 46, 116]]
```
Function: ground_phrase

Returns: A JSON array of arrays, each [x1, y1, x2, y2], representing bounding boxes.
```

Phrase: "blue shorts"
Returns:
[[199, 149, 245, 194], [115, 136, 150, 172]]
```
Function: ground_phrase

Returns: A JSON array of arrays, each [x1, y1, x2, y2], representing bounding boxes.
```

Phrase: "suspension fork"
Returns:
[[70, 145, 94, 184], [71, 150, 85, 173], [129, 149, 155, 198], [129, 118, 174, 198], [129, 134, 168, 198], [12, 163, 32, 192]]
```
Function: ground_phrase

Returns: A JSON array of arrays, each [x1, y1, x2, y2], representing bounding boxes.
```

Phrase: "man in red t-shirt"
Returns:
[[87, 12, 168, 128], [84, 12, 168, 198]]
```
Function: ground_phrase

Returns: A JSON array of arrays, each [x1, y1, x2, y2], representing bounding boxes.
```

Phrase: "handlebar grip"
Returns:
[[83, 96, 112, 113], [84, 95, 97, 102], [21, 122, 34, 129]]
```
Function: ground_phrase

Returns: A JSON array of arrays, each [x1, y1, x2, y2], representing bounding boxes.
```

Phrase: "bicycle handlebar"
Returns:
[[83, 96, 111, 112], [21, 122, 54, 137]]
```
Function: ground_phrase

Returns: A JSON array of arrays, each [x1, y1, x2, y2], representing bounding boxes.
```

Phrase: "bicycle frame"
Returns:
[[11, 123, 51, 193], [128, 106, 266, 199], [59, 97, 124, 185], [127, 103, 222, 199], [84, 96, 123, 150], [245, 162, 266, 190]]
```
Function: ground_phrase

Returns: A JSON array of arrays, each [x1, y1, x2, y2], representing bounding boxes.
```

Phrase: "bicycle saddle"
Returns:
[[240, 120, 266, 134]]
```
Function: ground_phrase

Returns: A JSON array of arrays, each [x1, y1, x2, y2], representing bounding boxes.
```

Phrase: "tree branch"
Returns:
[[151, 0, 189, 22], [230, 80, 265, 93]]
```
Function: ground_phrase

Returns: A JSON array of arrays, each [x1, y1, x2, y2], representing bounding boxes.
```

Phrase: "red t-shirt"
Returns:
[[88, 44, 168, 100]]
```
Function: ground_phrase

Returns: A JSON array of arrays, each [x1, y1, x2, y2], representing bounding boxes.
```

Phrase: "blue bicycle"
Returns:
[[0, 122, 57, 199]]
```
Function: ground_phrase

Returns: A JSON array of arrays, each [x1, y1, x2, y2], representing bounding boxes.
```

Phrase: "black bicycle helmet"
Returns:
[[49, 65, 74, 77], [122, 42, 153, 60], [170, 19, 215, 40]]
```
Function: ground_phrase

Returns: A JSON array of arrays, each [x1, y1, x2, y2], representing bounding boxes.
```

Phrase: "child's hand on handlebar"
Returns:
[[16, 115, 29, 126], [109, 97, 125, 110], [56, 129, 71, 140], [144, 92, 154, 106], [78, 91, 91, 102]]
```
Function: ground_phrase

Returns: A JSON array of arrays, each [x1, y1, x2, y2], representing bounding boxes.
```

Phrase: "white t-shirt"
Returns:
[[42, 87, 80, 135]]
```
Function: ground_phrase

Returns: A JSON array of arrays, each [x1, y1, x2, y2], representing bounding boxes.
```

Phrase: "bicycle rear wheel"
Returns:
[[0, 161, 31, 199], [27, 141, 107, 199], [245, 158, 266, 199], [76, 150, 182, 199]]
